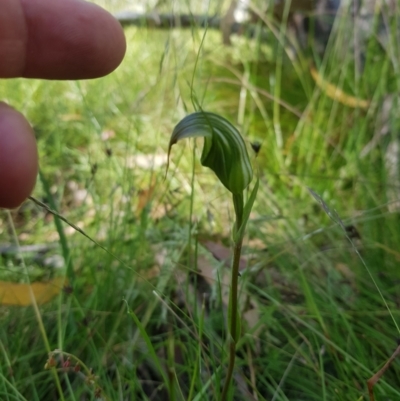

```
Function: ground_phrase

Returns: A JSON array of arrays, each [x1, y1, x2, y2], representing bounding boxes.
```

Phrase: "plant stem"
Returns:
[[221, 193, 244, 401]]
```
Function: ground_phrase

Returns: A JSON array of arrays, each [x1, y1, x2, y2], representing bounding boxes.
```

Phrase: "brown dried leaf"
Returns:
[[335, 263, 355, 281], [202, 240, 247, 271], [136, 182, 156, 217], [0, 276, 66, 306]]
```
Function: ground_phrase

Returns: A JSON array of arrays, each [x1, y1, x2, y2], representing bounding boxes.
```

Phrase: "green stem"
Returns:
[[221, 193, 244, 401], [38, 170, 75, 283]]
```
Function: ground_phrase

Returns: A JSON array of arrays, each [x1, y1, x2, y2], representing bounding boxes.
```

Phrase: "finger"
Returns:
[[1, 0, 126, 79], [0, 102, 38, 209]]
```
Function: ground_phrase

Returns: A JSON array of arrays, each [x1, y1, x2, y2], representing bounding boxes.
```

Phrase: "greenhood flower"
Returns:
[[168, 111, 253, 194]]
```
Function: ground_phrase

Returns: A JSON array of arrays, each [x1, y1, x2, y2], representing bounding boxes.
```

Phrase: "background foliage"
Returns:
[[1, 1, 400, 400]]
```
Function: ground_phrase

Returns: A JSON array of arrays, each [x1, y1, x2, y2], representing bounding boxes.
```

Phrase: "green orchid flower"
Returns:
[[168, 111, 253, 194]]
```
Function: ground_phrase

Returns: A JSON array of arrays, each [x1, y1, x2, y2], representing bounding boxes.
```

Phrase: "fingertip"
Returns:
[[21, 0, 127, 79], [95, 4, 127, 75], [0, 102, 38, 209], [86, 4, 127, 77]]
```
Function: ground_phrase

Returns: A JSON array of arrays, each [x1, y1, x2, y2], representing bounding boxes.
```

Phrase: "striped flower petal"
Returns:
[[168, 111, 253, 194]]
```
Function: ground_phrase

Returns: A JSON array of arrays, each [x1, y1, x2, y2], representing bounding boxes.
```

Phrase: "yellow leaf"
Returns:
[[0, 276, 66, 306]]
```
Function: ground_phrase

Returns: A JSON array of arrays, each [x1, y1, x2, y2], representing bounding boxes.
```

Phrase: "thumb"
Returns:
[[0, 102, 38, 209]]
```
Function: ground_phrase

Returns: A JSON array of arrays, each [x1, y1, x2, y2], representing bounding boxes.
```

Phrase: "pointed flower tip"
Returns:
[[167, 111, 253, 194]]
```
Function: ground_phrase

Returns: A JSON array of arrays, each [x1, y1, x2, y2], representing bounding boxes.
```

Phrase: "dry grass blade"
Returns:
[[310, 65, 370, 109], [367, 344, 400, 401]]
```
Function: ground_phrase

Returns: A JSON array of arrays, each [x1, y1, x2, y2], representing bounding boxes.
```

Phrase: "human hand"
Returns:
[[0, 0, 126, 208]]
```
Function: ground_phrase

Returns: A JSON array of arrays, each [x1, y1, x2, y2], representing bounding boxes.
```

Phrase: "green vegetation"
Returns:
[[1, 2, 400, 400]]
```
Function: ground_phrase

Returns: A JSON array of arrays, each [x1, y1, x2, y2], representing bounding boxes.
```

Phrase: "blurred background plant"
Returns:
[[1, 0, 400, 400]]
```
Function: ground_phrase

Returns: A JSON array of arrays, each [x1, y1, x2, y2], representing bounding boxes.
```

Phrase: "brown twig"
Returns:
[[367, 344, 400, 401]]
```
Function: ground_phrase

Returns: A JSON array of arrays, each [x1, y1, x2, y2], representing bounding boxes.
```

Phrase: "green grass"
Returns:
[[1, 2, 400, 400]]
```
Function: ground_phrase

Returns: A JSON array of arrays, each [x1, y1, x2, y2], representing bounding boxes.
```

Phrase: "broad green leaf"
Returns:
[[168, 111, 253, 194]]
